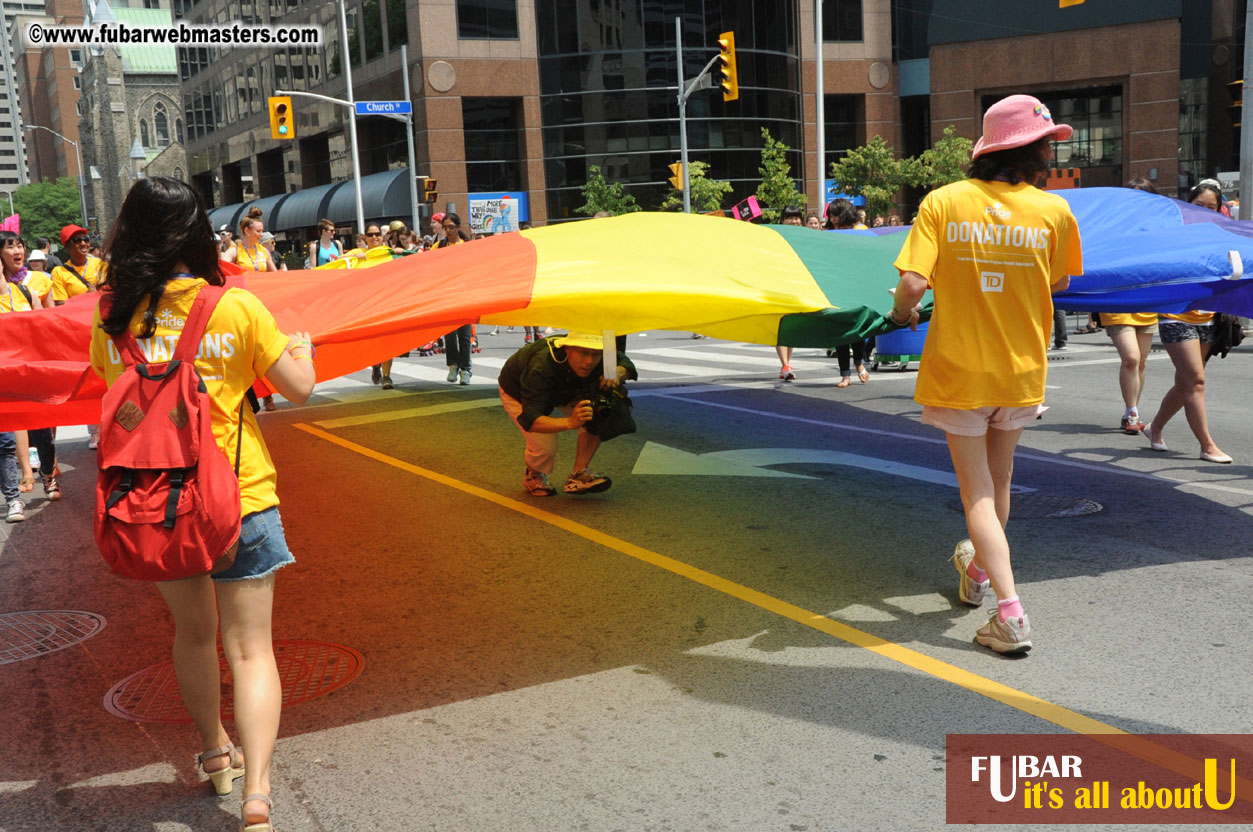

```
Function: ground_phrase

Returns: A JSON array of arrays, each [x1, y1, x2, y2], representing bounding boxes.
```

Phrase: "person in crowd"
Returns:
[[51, 224, 105, 304], [1196, 178, 1231, 217], [872, 215, 886, 228], [855, 208, 869, 229], [23, 248, 54, 305], [498, 331, 638, 496], [890, 94, 1083, 654], [308, 219, 342, 268], [825, 200, 874, 387], [1142, 183, 1232, 463], [218, 225, 234, 254], [775, 206, 806, 378], [1099, 178, 1162, 433], [260, 232, 286, 272], [89, 176, 316, 832], [436, 213, 475, 385], [430, 212, 447, 245], [1, 231, 61, 511], [34, 237, 62, 271], [387, 221, 418, 256], [805, 212, 823, 230], [225, 208, 279, 410], [888, 216, 903, 227]]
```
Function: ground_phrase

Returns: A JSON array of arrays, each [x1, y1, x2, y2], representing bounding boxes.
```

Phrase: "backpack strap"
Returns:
[[173, 286, 226, 362], [13, 282, 33, 309], [64, 263, 93, 291]]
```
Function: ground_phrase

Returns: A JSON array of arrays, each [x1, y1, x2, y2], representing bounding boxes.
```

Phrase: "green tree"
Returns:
[[11, 179, 82, 245], [576, 165, 642, 216], [659, 160, 732, 213], [755, 127, 802, 223], [911, 125, 973, 190], [828, 136, 910, 223]]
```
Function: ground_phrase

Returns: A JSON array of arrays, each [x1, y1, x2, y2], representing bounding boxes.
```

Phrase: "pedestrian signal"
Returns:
[[718, 32, 738, 102], [668, 162, 684, 190], [268, 96, 294, 140], [1228, 80, 1243, 128], [423, 178, 438, 204]]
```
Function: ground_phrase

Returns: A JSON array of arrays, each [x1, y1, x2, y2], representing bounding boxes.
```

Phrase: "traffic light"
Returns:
[[268, 96, 294, 140], [718, 31, 738, 102], [668, 162, 684, 190], [423, 178, 438, 204], [1228, 79, 1243, 128]]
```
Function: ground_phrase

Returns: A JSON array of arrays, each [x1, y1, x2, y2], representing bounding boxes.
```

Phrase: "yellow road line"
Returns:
[[314, 396, 501, 428], [294, 422, 1253, 796], [294, 421, 1119, 735]]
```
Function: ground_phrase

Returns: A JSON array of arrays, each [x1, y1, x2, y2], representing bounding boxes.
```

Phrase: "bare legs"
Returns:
[[1145, 339, 1226, 457], [572, 429, 602, 473], [946, 428, 1023, 603], [775, 345, 792, 369], [157, 573, 280, 825], [1108, 326, 1154, 412]]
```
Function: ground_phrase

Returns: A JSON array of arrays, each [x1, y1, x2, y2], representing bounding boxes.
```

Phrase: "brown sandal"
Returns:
[[241, 792, 273, 831], [835, 377, 852, 388]]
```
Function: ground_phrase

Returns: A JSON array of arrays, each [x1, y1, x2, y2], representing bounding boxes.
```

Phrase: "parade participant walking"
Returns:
[[34, 237, 62, 271], [436, 213, 475, 384], [826, 199, 873, 387], [23, 249, 54, 305], [498, 332, 637, 496], [890, 94, 1083, 654], [1142, 183, 1232, 463], [308, 219, 342, 267], [260, 232, 286, 271], [775, 207, 805, 379], [225, 207, 277, 273], [1, 230, 62, 510], [51, 224, 105, 305], [89, 176, 316, 832]]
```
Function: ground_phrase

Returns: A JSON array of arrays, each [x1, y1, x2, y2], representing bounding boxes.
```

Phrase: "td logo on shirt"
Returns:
[[981, 271, 1005, 293]]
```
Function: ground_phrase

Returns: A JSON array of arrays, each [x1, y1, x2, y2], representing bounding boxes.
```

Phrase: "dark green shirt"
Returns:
[[498, 339, 638, 431]]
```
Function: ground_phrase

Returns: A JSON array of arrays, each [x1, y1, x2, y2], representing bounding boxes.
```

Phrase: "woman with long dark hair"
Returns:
[[890, 95, 1083, 653], [89, 177, 316, 832]]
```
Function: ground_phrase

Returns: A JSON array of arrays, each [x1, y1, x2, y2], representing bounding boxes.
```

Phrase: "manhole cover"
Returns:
[[104, 639, 364, 723], [948, 494, 1104, 519], [0, 611, 107, 665]]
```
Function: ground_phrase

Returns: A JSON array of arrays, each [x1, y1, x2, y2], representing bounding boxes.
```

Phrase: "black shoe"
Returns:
[[371, 365, 382, 385], [381, 375, 394, 390]]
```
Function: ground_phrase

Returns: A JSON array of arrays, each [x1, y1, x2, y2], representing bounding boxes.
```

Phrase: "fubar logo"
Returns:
[[981, 271, 1004, 293]]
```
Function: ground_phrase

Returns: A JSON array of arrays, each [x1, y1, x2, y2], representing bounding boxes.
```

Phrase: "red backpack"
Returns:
[[94, 286, 243, 581]]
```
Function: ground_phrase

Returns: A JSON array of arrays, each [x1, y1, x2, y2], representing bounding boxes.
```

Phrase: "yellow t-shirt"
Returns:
[[894, 179, 1084, 409], [0, 281, 35, 313], [23, 270, 53, 304], [51, 256, 106, 302], [1101, 312, 1158, 326], [235, 243, 268, 272], [89, 279, 290, 515], [1160, 311, 1215, 324]]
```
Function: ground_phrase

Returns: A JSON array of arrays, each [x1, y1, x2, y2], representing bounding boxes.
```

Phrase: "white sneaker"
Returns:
[[446, 366, 459, 383], [952, 539, 989, 606], [6, 500, 26, 523]]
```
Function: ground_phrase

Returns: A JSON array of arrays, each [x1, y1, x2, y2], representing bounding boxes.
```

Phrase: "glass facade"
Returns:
[[822, 0, 862, 42], [457, 0, 519, 39], [463, 98, 524, 192], [983, 86, 1124, 187], [537, 0, 801, 221]]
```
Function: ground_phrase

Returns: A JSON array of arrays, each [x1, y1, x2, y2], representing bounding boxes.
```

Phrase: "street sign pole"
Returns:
[[676, 16, 691, 213], [401, 45, 420, 234], [815, 0, 825, 212], [338, 0, 366, 235]]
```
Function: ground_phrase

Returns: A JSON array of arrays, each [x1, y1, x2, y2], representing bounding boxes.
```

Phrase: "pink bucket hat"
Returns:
[[971, 95, 1072, 160]]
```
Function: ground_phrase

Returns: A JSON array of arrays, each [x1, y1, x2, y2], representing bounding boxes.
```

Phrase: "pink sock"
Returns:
[[966, 562, 988, 583], [998, 596, 1024, 622]]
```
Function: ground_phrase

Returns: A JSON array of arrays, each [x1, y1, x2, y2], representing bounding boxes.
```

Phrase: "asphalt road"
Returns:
[[2, 329, 1251, 832]]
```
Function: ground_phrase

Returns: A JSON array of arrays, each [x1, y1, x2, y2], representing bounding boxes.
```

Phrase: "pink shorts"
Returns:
[[921, 404, 1046, 437]]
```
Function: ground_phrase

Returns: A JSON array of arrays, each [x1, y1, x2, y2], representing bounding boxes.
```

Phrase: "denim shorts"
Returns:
[[1159, 320, 1215, 345], [213, 506, 295, 582]]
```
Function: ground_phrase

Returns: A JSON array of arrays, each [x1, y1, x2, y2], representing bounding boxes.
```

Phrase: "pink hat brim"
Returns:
[[972, 123, 1073, 160]]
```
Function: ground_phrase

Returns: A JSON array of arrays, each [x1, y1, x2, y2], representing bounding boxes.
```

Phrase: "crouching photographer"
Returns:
[[498, 331, 639, 496]]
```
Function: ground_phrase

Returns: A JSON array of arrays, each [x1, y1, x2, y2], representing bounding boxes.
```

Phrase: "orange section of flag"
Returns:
[[1060, 0, 1085, 7]]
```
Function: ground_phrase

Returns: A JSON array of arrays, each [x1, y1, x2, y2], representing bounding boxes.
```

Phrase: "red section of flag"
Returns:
[[947, 734, 1253, 824], [0, 235, 537, 429]]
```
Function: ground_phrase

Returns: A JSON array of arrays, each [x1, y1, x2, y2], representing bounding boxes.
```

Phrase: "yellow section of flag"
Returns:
[[1060, 0, 1085, 6]]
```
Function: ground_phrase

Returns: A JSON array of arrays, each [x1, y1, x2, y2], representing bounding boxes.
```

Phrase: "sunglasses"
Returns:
[[366, 232, 382, 237], [70, 236, 90, 244]]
